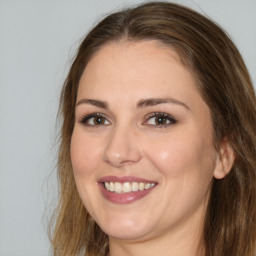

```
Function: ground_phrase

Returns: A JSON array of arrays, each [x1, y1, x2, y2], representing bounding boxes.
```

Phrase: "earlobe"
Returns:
[[213, 138, 236, 179]]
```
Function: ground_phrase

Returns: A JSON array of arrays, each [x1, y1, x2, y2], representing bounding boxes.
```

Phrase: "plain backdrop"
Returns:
[[0, 0, 255, 255]]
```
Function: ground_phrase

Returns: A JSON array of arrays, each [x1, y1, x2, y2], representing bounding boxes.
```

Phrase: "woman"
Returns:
[[49, 2, 256, 256]]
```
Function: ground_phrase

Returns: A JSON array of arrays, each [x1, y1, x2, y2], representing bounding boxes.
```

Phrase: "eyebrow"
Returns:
[[137, 98, 189, 110], [76, 99, 109, 109], [76, 97, 189, 110]]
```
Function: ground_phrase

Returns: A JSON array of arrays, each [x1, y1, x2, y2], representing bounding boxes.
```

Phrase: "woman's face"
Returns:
[[71, 40, 223, 242]]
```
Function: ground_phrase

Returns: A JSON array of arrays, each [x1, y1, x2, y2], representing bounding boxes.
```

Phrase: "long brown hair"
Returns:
[[49, 2, 256, 255]]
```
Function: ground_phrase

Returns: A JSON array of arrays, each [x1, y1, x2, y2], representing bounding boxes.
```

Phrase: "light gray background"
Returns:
[[0, 0, 255, 255]]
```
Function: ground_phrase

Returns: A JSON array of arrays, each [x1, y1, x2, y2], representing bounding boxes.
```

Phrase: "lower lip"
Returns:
[[99, 183, 156, 204]]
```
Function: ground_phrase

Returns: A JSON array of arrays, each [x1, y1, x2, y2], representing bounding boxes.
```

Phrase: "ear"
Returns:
[[213, 138, 235, 179]]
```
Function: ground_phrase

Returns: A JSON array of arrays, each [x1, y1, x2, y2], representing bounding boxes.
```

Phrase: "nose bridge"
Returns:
[[103, 122, 141, 167]]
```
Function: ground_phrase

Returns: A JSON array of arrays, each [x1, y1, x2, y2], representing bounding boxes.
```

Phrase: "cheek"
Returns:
[[144, 131, 216, 180], [70, 129, 101, 176], [70, 129, 102, 217]]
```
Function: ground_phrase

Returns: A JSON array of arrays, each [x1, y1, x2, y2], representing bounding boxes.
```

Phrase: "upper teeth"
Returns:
[[104, 182, 156, 194]]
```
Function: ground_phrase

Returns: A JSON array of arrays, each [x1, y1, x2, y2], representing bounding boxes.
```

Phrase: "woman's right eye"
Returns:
[[79, 113, 110, 126]]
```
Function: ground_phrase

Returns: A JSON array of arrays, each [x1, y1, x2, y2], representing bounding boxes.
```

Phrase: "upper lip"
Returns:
[[98, 176, 157, 184]]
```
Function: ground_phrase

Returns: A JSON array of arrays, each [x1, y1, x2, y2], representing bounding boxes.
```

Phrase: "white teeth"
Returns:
[[105, 182, 110, 191], [104, 181, 156, 193], [123, 182, 132, 193], [114, 182, 122, 194], [109, 182, 115, 192], [131, 182, 139, 191], [145, 183, 151, 189], [139, 182, 144, 191]]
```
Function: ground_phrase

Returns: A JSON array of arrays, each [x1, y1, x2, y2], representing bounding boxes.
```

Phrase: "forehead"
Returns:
[[78, 40, 205, 111], [79, 40, 195, 95], [77, 40, 212, 136]]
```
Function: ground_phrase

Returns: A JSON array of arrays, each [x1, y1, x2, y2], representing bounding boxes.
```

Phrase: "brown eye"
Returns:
[[155, 115, 168, 125], [93, 116, 105, 125], [145, 113, 177, 127], [80, 113, 110, 126]]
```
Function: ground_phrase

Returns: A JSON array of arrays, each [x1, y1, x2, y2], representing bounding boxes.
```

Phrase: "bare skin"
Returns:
[[71, 40, 234, 256]]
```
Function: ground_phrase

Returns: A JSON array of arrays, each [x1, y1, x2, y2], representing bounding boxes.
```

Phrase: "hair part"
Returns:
[[49, 2, 256, 256]]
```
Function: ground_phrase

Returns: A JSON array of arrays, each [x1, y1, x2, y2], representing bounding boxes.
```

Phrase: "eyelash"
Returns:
[[79, 113, 110, 126], [144, 112, 177, 128], [79, 112, 177, 128]]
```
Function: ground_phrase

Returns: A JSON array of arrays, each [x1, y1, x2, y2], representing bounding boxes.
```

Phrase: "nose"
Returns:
[[103, 124, 142, 167]]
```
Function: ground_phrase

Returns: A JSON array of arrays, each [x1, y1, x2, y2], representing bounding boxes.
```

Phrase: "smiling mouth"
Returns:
[[98, 176, 158, 204], [103, 181, 156, 194]]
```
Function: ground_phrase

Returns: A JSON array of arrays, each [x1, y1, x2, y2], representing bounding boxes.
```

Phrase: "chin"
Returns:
[[97, 215, 155, 241]]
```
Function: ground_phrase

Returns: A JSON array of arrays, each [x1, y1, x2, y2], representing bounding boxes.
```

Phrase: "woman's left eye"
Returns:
[[144, 113, 177, 127]]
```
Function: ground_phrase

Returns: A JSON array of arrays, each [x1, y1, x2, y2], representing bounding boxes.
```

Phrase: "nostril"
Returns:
[[102, 128, 142, 167]]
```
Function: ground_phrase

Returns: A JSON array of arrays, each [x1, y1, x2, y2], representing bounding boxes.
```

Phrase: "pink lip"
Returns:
[[98, 176, 157, 204], [98, 175, 156, 183]]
